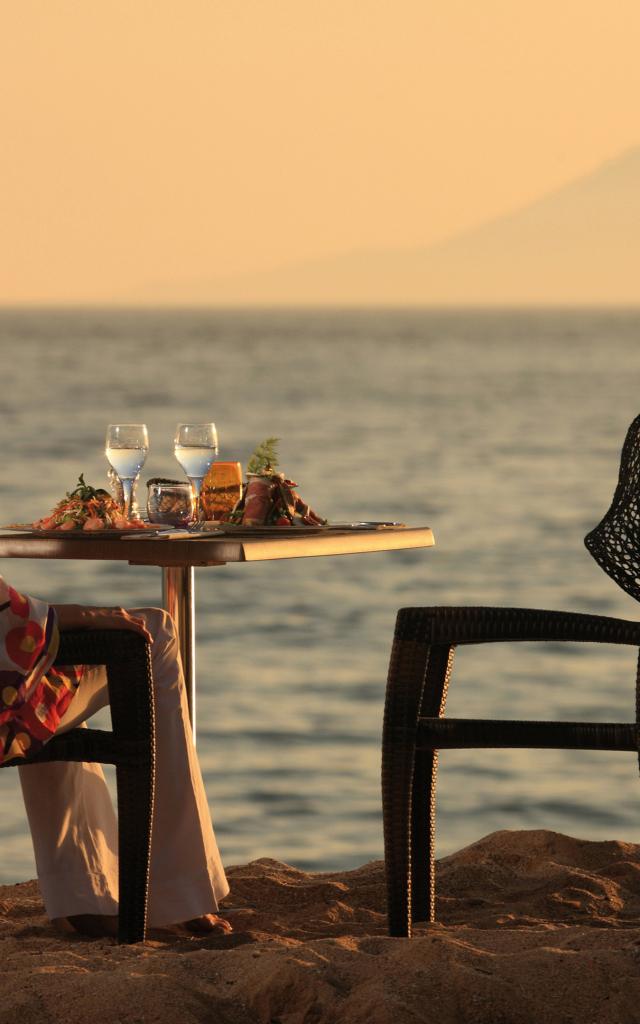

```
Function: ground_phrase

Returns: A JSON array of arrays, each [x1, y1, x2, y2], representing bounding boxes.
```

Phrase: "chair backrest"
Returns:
[[585, 413, 640, 603]]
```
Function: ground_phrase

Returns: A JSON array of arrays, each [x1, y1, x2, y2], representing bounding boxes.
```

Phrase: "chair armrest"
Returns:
[[56, 629, 154, 744], [55, 628, 150, 666], [393, 607, 640, 649]]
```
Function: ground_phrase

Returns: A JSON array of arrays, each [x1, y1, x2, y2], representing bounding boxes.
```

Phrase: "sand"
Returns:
[[2, 829, 640, 1023]]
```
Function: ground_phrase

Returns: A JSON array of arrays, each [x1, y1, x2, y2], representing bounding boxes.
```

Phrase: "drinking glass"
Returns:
[[200, 461, 243, 521], [174, 422, 218, 520], [105, 423, 149, 520]]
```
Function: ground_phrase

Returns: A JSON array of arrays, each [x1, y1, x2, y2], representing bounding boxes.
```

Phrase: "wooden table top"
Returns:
[[0, 526, 435, 568]]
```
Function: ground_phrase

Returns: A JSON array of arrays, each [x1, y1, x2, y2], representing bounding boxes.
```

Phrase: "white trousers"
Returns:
[[18, 608, 229, 927]]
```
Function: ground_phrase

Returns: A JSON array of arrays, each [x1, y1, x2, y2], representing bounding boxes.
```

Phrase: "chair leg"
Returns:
[[410, 749, 439, 922], [115, 763, 154, 943], [382, 739, 415, 936], [382, 639, 433, 937], [410, 644, 454, 923]]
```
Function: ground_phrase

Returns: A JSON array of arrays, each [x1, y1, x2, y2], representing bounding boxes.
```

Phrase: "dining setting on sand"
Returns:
[[0, 420, 433, 946], [3, 414, 640, 1024]]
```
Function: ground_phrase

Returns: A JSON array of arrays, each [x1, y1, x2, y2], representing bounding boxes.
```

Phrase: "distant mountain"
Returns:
[[147, 148, 640, 305]]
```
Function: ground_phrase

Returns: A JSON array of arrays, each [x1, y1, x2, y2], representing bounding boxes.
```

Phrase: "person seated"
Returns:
[[0, 574, 232, 938]]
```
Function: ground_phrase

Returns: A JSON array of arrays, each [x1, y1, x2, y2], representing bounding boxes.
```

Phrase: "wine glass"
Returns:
[[174, 422, 218, 520], [105, 423, 149, 521]]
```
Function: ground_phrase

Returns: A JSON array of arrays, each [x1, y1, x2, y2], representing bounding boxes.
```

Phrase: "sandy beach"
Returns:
[[2, 828, 640, 1023]]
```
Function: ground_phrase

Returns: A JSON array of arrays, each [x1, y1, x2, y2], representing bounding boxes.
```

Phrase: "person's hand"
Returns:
[[52, 604, 152, 643]]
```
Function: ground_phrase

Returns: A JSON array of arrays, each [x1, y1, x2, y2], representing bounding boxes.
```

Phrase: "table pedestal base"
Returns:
[[162, 565, 196, 742]]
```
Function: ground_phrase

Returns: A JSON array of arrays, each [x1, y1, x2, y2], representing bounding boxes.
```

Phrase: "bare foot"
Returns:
[[53, 915, 119, 938], [183, 913, 233, 935]]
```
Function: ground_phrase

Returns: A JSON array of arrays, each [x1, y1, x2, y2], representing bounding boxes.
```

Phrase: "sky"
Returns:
[[1, 0, 639, 304]]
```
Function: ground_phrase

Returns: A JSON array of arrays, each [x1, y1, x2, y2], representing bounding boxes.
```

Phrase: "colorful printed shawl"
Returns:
[[0, 576, 82, 764]]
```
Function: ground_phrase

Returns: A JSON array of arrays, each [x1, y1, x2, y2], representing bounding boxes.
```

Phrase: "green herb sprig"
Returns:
[[67, 474, 110, 501], [246, 437, 281, 476]]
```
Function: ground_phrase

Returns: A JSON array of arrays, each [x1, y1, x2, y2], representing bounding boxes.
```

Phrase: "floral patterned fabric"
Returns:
[[0, 576, 82, 765]]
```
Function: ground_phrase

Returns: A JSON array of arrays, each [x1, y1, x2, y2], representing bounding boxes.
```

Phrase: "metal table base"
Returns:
[[162, 565, 197, 741]]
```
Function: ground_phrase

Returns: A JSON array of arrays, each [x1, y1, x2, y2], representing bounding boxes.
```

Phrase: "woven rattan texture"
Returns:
[[382, 606, 640, 937], [1, 629, 155, 943], [585, 412, 640, 604], [395, 605, 640, 647]]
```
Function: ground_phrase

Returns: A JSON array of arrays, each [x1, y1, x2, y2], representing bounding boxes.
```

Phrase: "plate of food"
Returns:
[[197, 521, 405, 535], [202, 523, 329, 536], [326, 522, 406, 530], [194, 439, 406, 536], [2, 476, 162, 537], [1, 525, 164, 538], [213, 437, 330, 531]]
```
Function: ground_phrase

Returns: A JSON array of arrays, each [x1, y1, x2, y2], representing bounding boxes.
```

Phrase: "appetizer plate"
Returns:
[[203, 523, 327, 536], [326, 521, 406, 530], [194, 521, 405, 536], [0, 524, 164, 539]]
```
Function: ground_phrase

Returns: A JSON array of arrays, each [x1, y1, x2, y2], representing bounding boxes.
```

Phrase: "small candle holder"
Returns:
[[146, 479, 195, 527], [200, 461, 243, 521]]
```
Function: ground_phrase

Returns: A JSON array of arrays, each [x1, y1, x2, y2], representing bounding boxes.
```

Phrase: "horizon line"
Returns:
[[2, 301, 640, 314]]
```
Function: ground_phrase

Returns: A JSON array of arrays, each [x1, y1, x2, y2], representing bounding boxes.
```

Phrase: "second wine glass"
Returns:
[[174, 422, 219, 520]]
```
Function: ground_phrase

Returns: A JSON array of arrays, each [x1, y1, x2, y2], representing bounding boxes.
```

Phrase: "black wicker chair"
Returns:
[[382, 413, 640, 937], [2, 629, 155, 944]]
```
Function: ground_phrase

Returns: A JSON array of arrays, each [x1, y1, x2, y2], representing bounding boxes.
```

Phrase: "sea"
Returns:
[[1, 307, 640, 885]]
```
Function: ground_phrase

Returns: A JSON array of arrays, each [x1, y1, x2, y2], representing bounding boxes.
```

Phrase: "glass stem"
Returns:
[[190, 478, 203, 522], [121, 478, 133, 519]]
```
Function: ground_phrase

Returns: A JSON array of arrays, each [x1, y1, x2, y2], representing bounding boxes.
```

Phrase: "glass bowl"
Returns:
[[146, 479, 194, 527]]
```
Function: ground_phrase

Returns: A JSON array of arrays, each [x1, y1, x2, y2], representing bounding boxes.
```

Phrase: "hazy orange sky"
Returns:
[[2, 0, 639, 304]]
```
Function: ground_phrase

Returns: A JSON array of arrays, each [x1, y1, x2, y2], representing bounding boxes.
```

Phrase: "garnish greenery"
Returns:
[[67, 474, 109, 501], [246, 437, 281, 476]]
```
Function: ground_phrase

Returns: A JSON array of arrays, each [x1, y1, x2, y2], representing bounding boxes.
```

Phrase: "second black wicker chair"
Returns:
[[382, 413, 640, 937], [2, 629, 155, 944]]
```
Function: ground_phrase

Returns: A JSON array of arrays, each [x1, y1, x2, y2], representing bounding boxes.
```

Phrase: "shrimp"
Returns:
[[83, 517, 105, 531]]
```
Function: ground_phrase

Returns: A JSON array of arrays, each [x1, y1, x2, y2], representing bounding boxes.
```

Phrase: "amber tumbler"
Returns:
[[200, 461, 243, 520]]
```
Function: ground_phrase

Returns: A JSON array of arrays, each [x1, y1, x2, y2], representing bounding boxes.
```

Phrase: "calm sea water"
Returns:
[[1, 307, 640, 884]]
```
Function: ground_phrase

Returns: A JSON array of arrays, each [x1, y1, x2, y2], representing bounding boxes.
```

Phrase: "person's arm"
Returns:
[[0, 577, 58, 681], [0, 576, 60, 761], [53, 605, 152, 642]]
